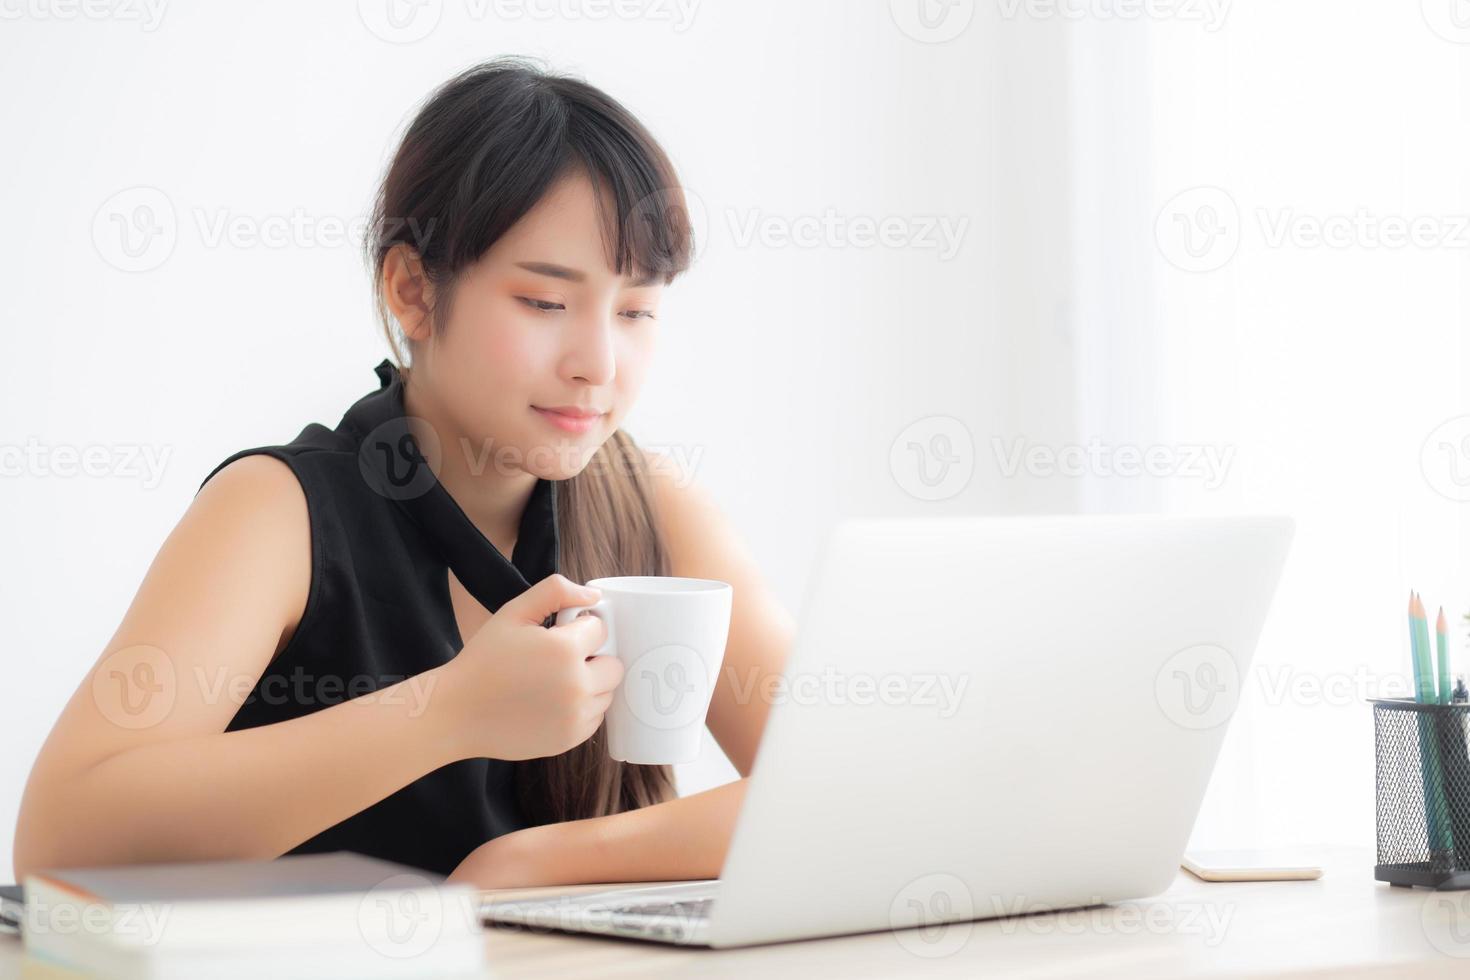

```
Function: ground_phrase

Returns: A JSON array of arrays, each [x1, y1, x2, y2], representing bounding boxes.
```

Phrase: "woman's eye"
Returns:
[[517, 297, 655, 320]]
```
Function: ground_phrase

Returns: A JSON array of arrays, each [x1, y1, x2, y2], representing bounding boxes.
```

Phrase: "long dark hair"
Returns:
[[364, 57, 695, 825]]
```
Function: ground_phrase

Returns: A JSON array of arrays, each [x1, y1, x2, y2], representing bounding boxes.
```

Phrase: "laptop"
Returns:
[[482, 513, 1295, 948]]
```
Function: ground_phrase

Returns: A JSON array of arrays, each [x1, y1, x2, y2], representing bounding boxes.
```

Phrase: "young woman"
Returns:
[[13, 58, 795, 889]]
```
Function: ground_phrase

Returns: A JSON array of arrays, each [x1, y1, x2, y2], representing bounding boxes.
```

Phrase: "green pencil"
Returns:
[[1413, 593, 1453, 855], [1437, 607, 1451, 705], [1413, 593, 1436, 703]]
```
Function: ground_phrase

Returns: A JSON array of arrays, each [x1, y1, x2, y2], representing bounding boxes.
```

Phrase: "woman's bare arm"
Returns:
[[644, 449, 796, 777], [449, 779, 748, 888], [449, 453, 796, 888], [12, 455, 467, 879]]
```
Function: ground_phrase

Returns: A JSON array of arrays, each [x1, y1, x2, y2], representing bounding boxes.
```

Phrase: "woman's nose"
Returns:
[[561, 314, 617, 385]]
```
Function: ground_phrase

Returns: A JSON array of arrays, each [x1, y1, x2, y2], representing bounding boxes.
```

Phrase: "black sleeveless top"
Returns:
[[198, 358, 560, 875]]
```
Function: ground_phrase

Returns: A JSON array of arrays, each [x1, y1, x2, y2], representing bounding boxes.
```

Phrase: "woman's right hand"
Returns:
[[440, 573, 625, 761]]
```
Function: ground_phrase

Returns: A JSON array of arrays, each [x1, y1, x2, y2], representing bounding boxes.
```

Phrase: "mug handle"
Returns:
[[555, 598, 616, 658]]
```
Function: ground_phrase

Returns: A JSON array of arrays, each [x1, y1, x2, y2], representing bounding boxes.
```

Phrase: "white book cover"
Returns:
[[22, 852, 486, 979]]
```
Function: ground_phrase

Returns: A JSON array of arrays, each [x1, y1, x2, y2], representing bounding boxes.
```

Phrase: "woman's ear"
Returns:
[[382, 243, 436, 342]]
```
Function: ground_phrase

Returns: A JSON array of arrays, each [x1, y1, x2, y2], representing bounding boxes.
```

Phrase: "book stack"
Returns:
[[20, 852, 486, 979]]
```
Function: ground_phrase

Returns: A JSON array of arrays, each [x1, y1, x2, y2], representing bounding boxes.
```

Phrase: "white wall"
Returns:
[[0, 2, 1087, 880], [1054, 3, 1470, 850], [12, 1, 1442, 885], [1146, 3, 1470, 851]]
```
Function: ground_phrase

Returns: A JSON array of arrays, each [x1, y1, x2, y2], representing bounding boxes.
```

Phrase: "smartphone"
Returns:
[[1181, 849, 1323, 882]]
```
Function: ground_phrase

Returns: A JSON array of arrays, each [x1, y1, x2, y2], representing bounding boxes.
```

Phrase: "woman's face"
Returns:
[[400, 170, 664, 481]]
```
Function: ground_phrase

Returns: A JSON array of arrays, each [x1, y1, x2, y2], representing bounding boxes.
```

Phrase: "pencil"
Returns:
[[1412, 593, 1454, 855], [1412, 594, 1435, 703], [1437, 607, 1451, 706]]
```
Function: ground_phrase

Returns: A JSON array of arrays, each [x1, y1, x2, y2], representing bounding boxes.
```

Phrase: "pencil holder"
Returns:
[[1371, 698, 1470, 889]]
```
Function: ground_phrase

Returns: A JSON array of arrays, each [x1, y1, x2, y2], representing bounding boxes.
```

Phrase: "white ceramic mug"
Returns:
[[555, 576, 733, 765]]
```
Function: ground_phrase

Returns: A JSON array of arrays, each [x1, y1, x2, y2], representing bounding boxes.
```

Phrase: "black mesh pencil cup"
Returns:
[[1372, 698, 1470, 889]]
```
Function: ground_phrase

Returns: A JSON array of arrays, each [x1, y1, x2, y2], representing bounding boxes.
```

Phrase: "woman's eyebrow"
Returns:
[[514, 260, 660, 288]]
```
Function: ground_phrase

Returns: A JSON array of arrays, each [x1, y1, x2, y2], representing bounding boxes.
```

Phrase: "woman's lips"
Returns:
[[531, 406, 605, 434]]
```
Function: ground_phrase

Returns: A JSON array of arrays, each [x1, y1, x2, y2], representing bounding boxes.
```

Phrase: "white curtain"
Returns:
[[1066, 4, 1470, 849]]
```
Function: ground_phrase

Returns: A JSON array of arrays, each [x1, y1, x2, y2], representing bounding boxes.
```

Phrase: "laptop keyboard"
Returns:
[[614, 897, 714, 920]]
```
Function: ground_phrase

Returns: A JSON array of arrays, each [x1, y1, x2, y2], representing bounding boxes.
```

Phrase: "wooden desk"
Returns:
[[8, 847, 1470, 977]]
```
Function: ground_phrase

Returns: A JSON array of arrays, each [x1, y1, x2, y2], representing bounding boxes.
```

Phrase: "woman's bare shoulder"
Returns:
[[638, 446, 745, 575], [20, 453, 314, 799], [190, 453, 312, 652], [638, 447, 704, 524]]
